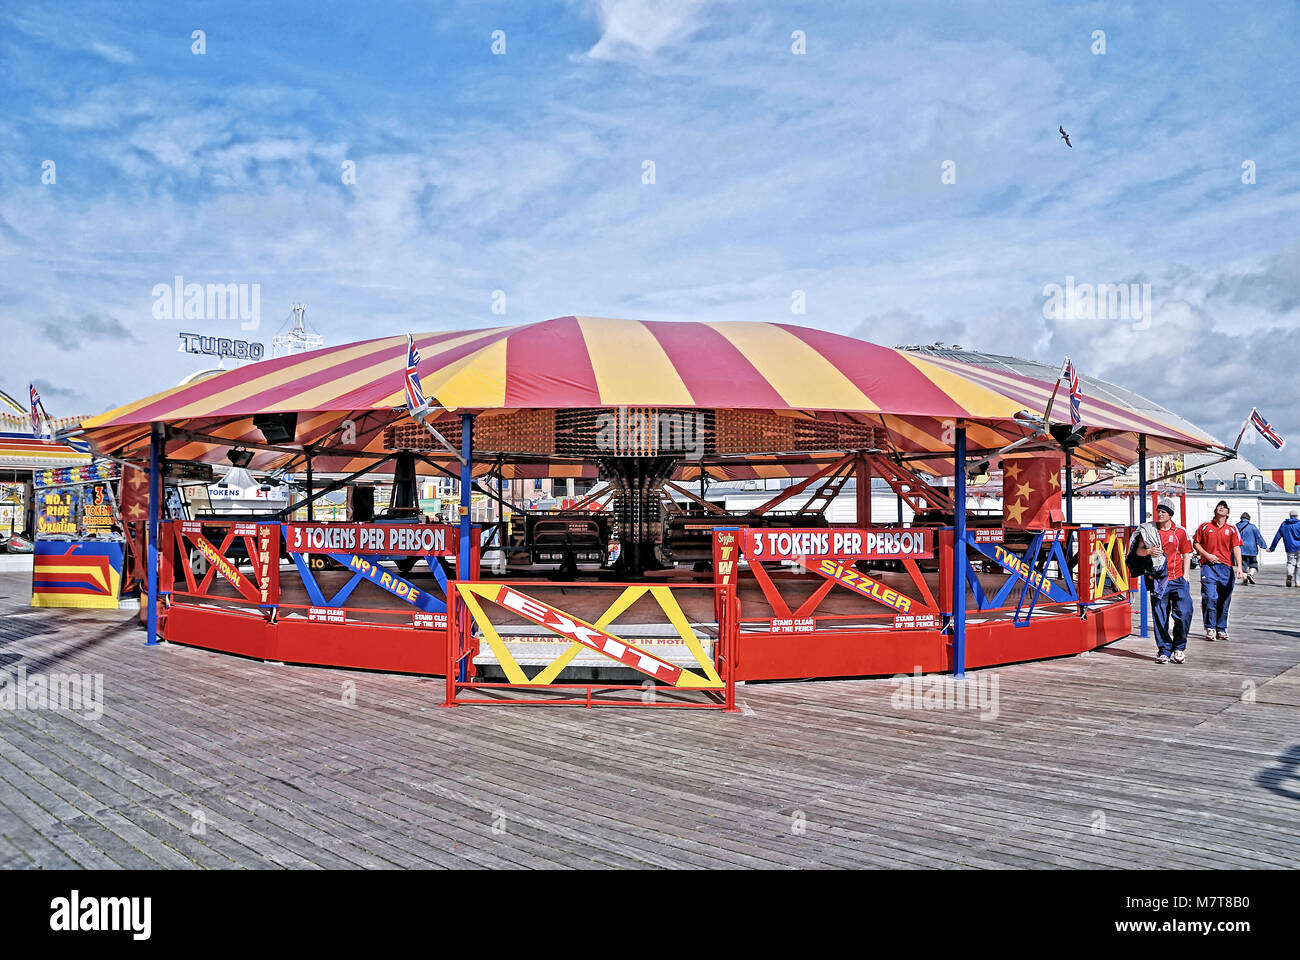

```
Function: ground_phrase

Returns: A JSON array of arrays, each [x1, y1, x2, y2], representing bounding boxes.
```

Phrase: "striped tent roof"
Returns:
[[79, 316, 1226, 478]]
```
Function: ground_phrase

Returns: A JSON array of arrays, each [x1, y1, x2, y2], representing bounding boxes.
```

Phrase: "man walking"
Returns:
[[1194, 500, 1243, 641], [1236, 512, 1266, 585], [1269, 508, 1300, 587], [1132, 500, 1194, 663]]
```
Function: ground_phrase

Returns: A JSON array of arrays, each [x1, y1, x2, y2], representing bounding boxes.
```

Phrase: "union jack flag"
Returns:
[[404, 334, 429, 418], [1060, 358, 1082, 427], [1250, 408, 1286, 451], [29, 383, 42, 434]]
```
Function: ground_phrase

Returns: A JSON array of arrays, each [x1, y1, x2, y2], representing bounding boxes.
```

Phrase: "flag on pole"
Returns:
[[1249, 407, 1286, 451], [28, 383, 43, 435], [1060, 358, 1082, 426], [404, 334, 429, 419]]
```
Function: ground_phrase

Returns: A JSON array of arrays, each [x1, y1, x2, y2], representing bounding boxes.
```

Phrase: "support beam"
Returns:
[[855, 452, 872, 525], [1138, 435, 1149, 639], [457, 414, 474, 683], [146, 423, 163, 646], [277, 454, 398, 518], [748, 454, 854, 517], [411, 452, 521, 516], [953, 424, 967, 678], [458, 414, 474, 581], [865, 453, 955, 514], [663, 480, 728, 516], [1064, 447, 1074, 524]]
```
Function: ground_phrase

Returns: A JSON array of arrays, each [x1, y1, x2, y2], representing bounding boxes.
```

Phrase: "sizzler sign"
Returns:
[[286, 523, 454, 556], [743, 527, 932, 561], [815, 560, 914, 612]]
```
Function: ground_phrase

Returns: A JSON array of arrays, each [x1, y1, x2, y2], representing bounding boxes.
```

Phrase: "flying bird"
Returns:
[[1059, 126, 1072, 147]]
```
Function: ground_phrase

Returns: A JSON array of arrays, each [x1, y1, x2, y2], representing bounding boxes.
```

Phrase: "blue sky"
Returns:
[[2, 0, 1298, 465]]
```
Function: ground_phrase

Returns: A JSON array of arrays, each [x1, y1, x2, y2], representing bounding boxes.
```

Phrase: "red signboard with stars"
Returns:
[[1001, 455, 1064, 531]]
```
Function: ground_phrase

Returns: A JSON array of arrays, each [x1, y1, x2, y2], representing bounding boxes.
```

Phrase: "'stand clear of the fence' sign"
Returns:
[[285, 523, 456, 556], [970, 527, 1067, 544], [770, 617, 814, 633], [743, 527, 933, 561], [893, 613, 940, 629]]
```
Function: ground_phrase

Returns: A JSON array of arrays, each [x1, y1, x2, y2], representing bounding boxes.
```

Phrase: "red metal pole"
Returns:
[[855, 453, 872, 525], [442, 586, 458, 707], [158, 520, 174, 637], [725, 586, 739, 712]]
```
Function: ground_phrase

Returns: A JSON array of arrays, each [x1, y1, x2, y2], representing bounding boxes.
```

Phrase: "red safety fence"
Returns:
[[157, 518, 479, 673], [715, 524, 1136, 680], [145, 519, 1134, 698]]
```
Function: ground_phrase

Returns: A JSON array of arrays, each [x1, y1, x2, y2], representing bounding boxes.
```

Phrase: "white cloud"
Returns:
[[578, 0, 712, 61], [87, 40, 135, 64]]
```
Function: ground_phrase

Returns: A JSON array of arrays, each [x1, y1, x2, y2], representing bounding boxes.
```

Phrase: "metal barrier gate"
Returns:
[[444, 579, 738, 710]]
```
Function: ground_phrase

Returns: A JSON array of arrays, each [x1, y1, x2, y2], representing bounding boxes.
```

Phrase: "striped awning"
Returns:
[[0, 432, 92, 471], [79, 316, 1226, 477]]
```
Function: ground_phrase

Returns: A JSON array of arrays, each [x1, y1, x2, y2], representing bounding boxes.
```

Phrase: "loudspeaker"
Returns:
[[253, 412, 298, 445], [349, 485, 375, 522]]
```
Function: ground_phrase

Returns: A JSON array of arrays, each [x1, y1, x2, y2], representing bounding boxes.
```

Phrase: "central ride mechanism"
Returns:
[[382, 407, 887, 578]]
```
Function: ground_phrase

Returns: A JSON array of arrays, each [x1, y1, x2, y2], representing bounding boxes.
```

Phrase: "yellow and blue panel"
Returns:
[[31, 541, 124, 609]]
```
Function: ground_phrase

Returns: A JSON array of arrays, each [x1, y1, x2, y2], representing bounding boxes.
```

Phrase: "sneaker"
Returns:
[[1205, 629, 1216, 642], [1155, 653, 1170, 664], [1288, 575, 1294, 587], [1217, 631, 1229, 642], [1171, 650, 1186, 663]]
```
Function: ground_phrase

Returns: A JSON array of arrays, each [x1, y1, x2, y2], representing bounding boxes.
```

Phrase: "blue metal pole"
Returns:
[[458, 414, 473, 580], [146, 423, 163, 645], [457, 414, 474, 682], [953, 424, 967, 678], [1137, 435, 1148, 638], [1064, 448, 1074, 524]]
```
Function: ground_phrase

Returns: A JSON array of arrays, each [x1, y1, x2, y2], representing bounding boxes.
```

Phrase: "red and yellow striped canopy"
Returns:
[[80, 316, 1224, 477]]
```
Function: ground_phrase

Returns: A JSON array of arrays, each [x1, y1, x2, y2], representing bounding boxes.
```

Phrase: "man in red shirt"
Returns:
[[1194, 499, 1243, 641], [1135, 500, 1194, 663]]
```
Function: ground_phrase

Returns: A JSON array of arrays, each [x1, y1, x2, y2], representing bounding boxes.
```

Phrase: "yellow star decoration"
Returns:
[[1015, 481, 1032, 499], [1006, 499, 1029, 524], [1048, 471, 1060, 489], [1003, 461, 1022, 480]]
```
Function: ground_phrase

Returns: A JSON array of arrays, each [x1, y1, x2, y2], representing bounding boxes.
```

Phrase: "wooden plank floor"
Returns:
[[1, 571, 1297, 869]]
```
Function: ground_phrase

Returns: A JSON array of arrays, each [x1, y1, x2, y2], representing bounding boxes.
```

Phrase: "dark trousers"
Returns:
[[1200, 563, 1235, 632], [1152, 577, 1193, 655]]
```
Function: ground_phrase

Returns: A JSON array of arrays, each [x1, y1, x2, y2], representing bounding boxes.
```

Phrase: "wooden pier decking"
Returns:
[[0, 571, 1296, 869]]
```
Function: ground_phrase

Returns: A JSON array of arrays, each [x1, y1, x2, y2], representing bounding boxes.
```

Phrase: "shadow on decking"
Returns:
[[1256, 743, 1300, 800], [1091, 644, 1154, 661]]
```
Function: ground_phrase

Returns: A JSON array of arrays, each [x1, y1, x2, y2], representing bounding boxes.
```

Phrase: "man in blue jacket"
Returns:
[[1236, 512, 1267, 585], [1270, 509, 1300, 587]]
